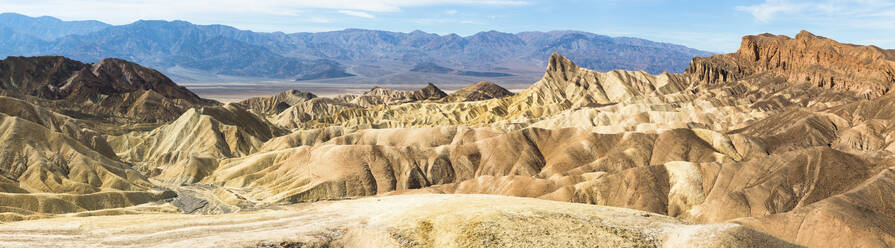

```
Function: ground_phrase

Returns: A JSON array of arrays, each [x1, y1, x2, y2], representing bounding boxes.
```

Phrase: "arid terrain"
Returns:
[[1, 31, 894, 247]]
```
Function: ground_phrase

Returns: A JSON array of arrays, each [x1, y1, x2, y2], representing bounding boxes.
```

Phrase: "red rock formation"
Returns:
[[687, 31, 895, 97]]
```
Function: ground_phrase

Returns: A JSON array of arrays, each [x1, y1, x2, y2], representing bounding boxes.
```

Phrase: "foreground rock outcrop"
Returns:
[[0, 98, 172, 221], [0, 194, 797, 248]]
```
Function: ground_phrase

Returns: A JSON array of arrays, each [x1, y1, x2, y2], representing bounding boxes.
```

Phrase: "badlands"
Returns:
[[1, 31, 894, 247]]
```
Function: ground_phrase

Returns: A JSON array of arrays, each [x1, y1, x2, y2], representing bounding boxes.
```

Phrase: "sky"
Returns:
[[1, 0, 894, 53]]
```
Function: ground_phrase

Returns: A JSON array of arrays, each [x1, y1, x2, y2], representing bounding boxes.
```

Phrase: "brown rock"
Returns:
[[238, 89, 316, 116], [687, 30, 895, 97], [0, 56, 214, 122], [439, 81, 515, 102]]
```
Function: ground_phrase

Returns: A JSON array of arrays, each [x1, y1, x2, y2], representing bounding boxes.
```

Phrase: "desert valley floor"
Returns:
[[1, 31, 895, 247]]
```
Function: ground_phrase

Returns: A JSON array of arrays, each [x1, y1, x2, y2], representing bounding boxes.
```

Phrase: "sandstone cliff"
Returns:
[[687, 30, 895, 98]]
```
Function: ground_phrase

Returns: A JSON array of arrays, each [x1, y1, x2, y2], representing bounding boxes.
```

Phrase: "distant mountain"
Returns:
[[411, 62, 454, 73], [0, 13, 110, 41], [44, 20, 352, 80], [0, 13, 712, 82], [410, 62, 515, 77]]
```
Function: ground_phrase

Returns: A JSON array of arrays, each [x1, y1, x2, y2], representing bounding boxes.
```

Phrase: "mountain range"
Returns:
[[0, 13, 711, 82]]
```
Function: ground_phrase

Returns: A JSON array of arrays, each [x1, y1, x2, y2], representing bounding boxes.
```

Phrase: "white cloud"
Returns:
[[737, 0, 895, 23], [446, 9, 458, 15], [338, 10, 375, 18], [735, 0, 809, 22]]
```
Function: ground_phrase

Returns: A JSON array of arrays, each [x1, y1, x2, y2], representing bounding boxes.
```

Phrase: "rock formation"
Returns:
[[687, 30, 895, 98], [109, 103, 285, 183], [1, 31, 895, 247], [349, 83, 448, 107], [0, 98, 173, 221], [238, 89, 316, 116], [0, 56, 214, 122], [439, 81, 515, 102]]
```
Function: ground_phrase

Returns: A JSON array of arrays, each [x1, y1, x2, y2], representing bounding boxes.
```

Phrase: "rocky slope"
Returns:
[[272, 53, 767, 133], [109, 103, 285, 183], [0, 56, 214, 122], [688, 30, 895, 98], [237, 89, 317, 116], [439, 81, 515, 102], [0, 98, 173, 221], [349, 83, 448, 107]]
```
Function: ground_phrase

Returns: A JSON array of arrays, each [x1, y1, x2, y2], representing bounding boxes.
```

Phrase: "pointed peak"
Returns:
[[418, 82, 447, 99], [546, 53, 579, 80], [548, 53, 577, 69]]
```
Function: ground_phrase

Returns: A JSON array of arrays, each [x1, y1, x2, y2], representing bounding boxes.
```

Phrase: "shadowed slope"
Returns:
[[0, 101, 173, 220], [109, 103, 285, 184], [0, 56, 214, 122]]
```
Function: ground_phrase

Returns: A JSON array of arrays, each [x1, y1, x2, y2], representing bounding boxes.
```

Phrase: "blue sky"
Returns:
[[2, 0, 894, 52]]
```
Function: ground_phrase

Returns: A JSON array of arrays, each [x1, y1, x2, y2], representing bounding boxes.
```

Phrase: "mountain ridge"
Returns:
[[0, 13, 110, 41], [0, 13, 711, 82], [0, 56, 214, 123]]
